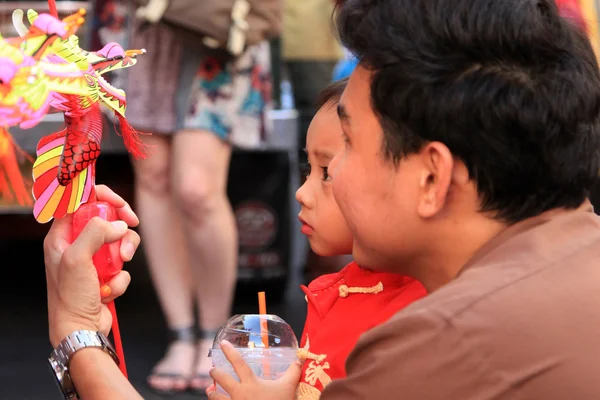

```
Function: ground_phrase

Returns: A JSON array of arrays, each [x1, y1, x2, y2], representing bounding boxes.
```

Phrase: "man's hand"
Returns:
[[45, 185, 141, 348], [206, 340, 302, 400]]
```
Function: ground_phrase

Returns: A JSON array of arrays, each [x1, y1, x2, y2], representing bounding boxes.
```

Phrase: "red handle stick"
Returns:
[[72, 200, 128, 378], [47, 0, 58, 17]]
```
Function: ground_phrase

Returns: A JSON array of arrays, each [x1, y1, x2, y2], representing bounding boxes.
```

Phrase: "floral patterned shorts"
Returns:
[[126, 22, 272, 149], [179, 42, 272, 148]]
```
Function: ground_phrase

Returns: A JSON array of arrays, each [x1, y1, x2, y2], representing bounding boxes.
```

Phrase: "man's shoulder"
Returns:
[[366, 208, 600, 375], [347, 246, 600, 399], [402, 209, 600, 323], [323, 211, 600, 399], [348, 207, 600, 357]]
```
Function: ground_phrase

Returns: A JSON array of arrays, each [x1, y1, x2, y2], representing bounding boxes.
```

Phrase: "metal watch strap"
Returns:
[[48, 331, 119, 399]]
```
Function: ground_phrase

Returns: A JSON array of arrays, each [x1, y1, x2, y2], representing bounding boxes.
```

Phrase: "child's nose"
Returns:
[[295, 182, 314, 209]]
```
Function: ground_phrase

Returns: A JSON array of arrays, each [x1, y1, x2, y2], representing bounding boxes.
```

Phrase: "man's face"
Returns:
[[330, 66, 422, 271]]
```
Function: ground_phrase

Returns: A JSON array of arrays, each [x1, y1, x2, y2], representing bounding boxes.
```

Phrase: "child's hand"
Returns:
[[207, 340, 302, 400]]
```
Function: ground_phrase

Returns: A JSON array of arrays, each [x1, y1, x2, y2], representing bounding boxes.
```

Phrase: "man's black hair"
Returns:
[[335, 0, 600, 223]]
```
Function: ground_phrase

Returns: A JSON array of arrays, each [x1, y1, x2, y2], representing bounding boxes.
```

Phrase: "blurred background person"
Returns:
[[125, 0, 277, 394]]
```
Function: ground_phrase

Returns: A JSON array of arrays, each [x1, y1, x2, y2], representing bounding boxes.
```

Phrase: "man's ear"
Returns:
[[416, 142, 454, 218]]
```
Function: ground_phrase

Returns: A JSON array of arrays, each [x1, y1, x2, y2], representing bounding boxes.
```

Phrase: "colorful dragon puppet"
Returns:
[[1, 8, 148, 223], [0, 11, 90, 207], [0, 129, 32, 206]]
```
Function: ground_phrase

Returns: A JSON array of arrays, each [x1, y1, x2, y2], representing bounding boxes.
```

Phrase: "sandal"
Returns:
[[189, 329, 220, 394], [146, 326, 197, 395]]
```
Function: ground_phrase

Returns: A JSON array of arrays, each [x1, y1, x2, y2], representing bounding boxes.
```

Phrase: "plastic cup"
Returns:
[[209, 314, 299, 395]]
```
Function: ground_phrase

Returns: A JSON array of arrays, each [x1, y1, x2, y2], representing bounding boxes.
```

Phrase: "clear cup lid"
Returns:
[[209, 314, 298, 356]]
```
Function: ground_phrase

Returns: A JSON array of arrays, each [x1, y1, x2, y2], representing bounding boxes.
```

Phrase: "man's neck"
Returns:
[[413, 215, 508, 292], [410, 201, 595, 292]]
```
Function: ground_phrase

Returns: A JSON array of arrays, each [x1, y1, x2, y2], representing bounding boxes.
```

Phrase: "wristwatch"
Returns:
[[48, 330, 120, 399]]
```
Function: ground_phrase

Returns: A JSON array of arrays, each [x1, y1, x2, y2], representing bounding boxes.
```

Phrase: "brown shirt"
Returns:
[[321, 203, 600, 400]]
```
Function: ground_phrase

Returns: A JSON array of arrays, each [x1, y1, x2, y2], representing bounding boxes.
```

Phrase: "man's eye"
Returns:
[[321, 166, 331, 181], [341, 133, 350, 145]]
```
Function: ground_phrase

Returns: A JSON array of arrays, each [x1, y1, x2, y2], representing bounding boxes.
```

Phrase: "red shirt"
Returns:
[[296, 262, 427, 399]]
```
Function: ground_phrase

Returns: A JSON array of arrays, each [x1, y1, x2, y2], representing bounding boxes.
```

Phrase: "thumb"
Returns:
[[280, 359, 303, 386], [62, 218, 128, 267]]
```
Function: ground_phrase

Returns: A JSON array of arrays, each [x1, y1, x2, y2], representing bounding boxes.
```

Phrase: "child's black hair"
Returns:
[[315, 78, 349, 110]]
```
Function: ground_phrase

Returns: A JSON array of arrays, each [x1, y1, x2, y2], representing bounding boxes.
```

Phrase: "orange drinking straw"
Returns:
[[258, 291, 268, 347], [258, 292, 271, 376]]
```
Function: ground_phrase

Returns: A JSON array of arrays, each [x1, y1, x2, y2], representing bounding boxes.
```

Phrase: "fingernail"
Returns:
[[122, 242, 135, 261], [220, 340, 231, 348], [111, 220, 127, 232]]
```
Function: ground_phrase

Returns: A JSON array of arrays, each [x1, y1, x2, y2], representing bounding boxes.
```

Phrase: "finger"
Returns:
[[207, 391, 231, 400], [115, 202, 139, 228], [206, 384, 217, 395], [280, 359, 304, 386], [220, 340, 255, 382], [209, 368, 239, 398], [62, 218, 128, 268], [101, 271, 131, 303], [95, 185, 139, 228], [95, 185, 126, 208], [120, 230, 141, 262]]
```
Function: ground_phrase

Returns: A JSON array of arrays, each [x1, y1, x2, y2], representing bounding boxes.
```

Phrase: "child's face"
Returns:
[[296, 103, 354, 256]]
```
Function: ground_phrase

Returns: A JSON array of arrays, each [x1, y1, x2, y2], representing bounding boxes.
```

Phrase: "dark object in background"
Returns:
[[590, 180, 600, 214], [229, 150, 291, 302]]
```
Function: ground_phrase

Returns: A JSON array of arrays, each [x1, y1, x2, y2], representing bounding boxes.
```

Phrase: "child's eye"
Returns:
[[301, 163, 311, 179], [321, 166, 331, 181]]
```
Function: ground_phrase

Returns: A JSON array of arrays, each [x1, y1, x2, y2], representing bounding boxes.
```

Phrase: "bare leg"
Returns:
[[171, 130, 237, 390], [132, 134, 195, 392]]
